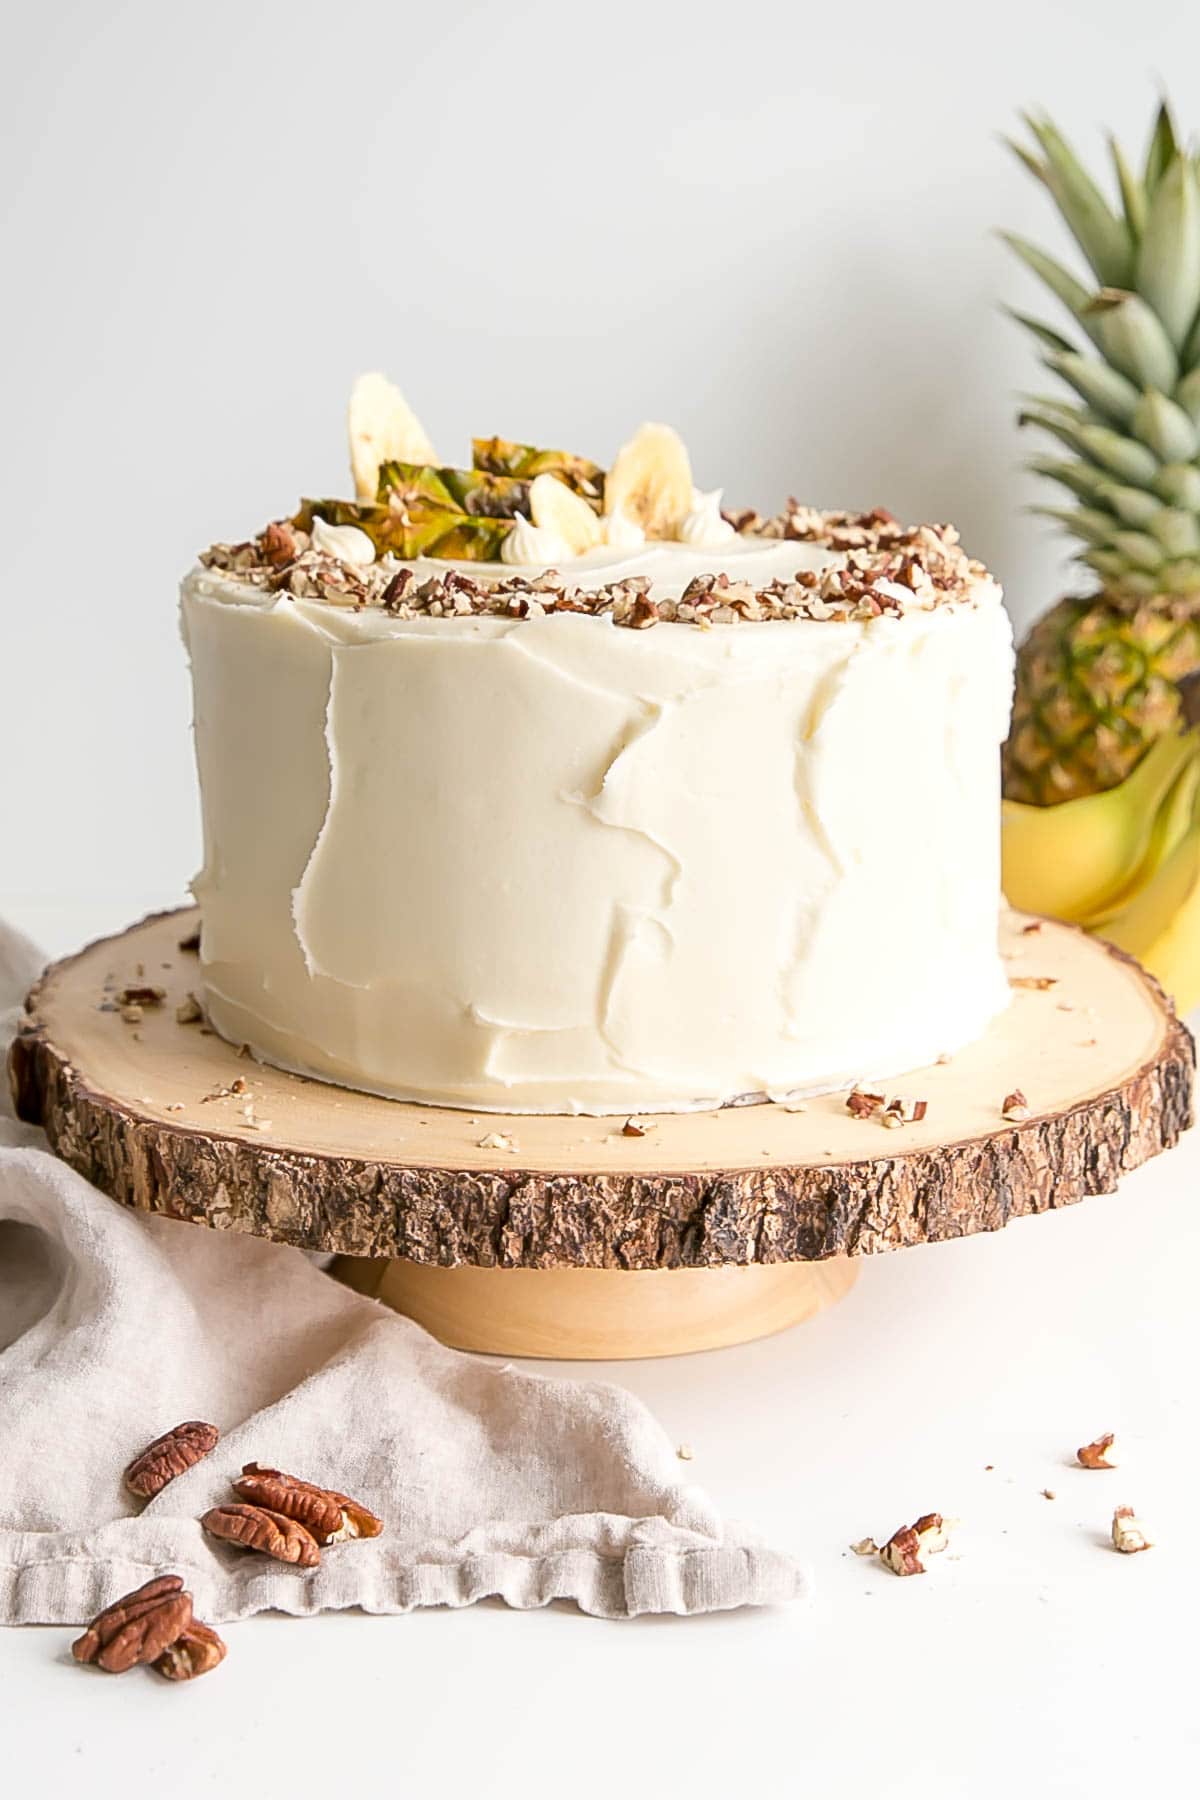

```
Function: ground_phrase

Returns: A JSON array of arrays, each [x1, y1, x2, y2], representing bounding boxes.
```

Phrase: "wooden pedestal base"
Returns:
[[332, 1255, 861, 1359]]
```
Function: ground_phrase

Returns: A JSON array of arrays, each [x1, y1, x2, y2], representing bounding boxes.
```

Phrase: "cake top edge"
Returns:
[[198, 503, 999, 630], [195, 377, 999, 628]]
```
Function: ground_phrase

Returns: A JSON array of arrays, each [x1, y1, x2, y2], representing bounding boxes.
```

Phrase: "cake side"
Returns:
[[183, 578, 1014, 1115]]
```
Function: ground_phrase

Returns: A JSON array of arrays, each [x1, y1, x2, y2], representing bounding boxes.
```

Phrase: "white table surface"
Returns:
[[3, 899, 1198, 1799]]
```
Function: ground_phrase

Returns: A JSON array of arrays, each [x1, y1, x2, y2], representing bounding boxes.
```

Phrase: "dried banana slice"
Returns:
[[348, 373, 436, 501], [603, 423, 693, 539], [529, 473, 604, 554]]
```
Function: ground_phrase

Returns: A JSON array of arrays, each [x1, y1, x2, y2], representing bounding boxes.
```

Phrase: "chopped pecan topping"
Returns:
[[1111, 1506, 1153, 1553], [232, 1464, 383, 1544], [1077, 1432, 1118, 1470], [72, 1576, 193, 1673], [154, 1620, 227, 1681], [201, 1502, 322, 1566], [260, 519, 298, 569], [125, 1421, 220, 1498], [1001, 1089, 1030, 1122], [879, 1512, 950, 1577], [199, 505, 991, 628]]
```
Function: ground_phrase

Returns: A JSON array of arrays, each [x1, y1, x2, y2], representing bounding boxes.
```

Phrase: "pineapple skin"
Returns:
[[1004, 590, 1200, 804]]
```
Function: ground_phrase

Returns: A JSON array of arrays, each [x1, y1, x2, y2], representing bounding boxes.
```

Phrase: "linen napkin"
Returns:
[[0, 920, 804, 1624]]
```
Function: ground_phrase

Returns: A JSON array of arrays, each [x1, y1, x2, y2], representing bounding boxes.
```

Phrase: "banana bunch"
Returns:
[[1002, 712, 1200, 1012]]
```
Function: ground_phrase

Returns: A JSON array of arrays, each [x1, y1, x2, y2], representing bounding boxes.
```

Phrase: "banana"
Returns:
[[603, 423, 693, 538], [1085, 749, 1200, 927], [1000, 727, 1198, 922], [1099, 806, 1200, 1012], [348, 373, 436, 502], [529, 473, 604, 554]]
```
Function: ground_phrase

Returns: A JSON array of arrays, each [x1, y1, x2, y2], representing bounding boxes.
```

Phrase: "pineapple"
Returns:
[[1003, 102, 1200, 805]]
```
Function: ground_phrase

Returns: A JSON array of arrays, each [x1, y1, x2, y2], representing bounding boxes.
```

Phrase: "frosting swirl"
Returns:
[[602, 508, 646, 551], [311, 515, 376, 566], [501, 515, 571, 566], [679, 488, 737, 550]]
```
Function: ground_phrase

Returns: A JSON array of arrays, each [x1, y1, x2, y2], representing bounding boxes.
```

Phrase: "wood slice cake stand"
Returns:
[[8, 909, 1194, 1359]]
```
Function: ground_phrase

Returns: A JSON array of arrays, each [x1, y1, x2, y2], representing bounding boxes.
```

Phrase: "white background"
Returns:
[[3, 1, 1200, 1793]]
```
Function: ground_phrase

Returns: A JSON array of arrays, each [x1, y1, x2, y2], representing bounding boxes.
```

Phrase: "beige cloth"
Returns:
[[0, 922, 804, 1623]]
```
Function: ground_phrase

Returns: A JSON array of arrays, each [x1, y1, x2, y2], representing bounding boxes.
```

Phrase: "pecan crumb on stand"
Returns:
[[124, 1421, 220, 1499], [846, 1089, 927, 1128], [1001, 1089, 1031, 1122], [115, 984, 166, 1008]]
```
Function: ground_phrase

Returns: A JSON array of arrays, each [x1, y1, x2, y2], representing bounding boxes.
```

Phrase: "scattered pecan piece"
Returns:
[[850, 1537, 879, 1557], [879, 1512, 950, 1577], [1021, 921, 1043, 935], [846, 1088, 885, 1119], [882, 1096, 928, 1128], [72, 1576, 193, 1673], [201, 1502, 322, 1566], [115, 984, 166, 1007], [153, 1620, 227, 1681], [622, 1118, 647, 1137], [1001, 1088, 1030, 1122], [125, 1421, 220, 1498], [1010, 975, 1057, 990], [1111, 1506, 1153, 1553], [477, 1131, 518, 1152], [176, 992, 203, 1025], [232, 1464, 383, 1544], [1077, 1432, 1118, 1470]]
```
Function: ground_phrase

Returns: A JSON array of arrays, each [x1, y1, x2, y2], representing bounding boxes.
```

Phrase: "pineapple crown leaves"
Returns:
[[1004, 101, 1200, 598]]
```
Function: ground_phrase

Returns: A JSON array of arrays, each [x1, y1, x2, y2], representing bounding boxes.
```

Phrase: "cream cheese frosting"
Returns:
[[182, 543, 1015, 1114]]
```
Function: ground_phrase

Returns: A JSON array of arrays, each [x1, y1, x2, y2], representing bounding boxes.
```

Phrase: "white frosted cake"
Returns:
[[183, 378, 1014, 1115]]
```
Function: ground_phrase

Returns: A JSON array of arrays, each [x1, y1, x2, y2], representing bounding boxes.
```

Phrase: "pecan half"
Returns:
[[201, 1502, 322, 1566], [154, 1620, 227, 1681], [72, 1576, 193, 1673], [232, 1464, 383, 1544], [124, 1421, 220, 1498]]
